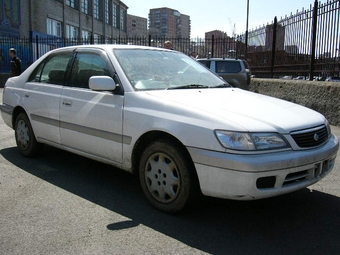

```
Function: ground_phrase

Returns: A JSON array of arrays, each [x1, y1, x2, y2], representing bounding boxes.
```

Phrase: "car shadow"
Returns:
[[1, 145, 340, 255]]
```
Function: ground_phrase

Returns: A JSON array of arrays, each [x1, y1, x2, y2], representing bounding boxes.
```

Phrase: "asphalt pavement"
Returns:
[[1, 88, 340, 255]]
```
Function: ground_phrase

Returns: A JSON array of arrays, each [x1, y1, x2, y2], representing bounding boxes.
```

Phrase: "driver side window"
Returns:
[[68, 52, 111, 88]]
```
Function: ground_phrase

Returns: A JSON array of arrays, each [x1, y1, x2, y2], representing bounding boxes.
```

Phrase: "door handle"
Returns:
[[62, 100, 72, 106]]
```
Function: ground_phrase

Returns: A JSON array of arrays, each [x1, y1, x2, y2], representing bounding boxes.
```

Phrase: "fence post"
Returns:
[[270, 17, 277, 78], [309, 0, 318, 81], [35, 35, 39, 60], [148, 34, 151, 46], [211, 35, 214, 58]]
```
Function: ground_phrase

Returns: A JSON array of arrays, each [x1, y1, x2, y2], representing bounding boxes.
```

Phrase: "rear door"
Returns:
[[24, 51, 73, 145], [59, 48, 124, 163]]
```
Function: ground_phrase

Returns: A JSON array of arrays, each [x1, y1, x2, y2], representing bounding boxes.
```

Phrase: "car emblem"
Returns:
[[314, 133, 319, 141]]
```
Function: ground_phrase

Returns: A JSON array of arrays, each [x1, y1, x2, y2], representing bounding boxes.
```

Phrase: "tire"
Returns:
[[139, 139, 199, 214], [14, 113, 43, 157]]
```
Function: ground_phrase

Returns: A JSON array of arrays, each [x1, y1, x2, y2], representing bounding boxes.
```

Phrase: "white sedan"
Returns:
[[1, 45, 339, 213]]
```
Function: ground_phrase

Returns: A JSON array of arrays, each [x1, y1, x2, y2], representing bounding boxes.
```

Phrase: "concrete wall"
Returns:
[[250, 78, 340, 126]]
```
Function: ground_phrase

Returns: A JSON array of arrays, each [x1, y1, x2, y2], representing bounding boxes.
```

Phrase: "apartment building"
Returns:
[[148, 7, 190, 38], [265, 23, 285, 51]]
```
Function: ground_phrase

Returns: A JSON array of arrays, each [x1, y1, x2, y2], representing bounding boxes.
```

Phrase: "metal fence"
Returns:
[[243, 0, 340, 79], [0, 35, 238, 73], [1, 0, 339, 79]]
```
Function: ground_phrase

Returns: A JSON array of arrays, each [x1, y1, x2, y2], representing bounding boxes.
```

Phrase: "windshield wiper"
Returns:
[[167, 84, 210, 90], [212, 83, 233, 88]]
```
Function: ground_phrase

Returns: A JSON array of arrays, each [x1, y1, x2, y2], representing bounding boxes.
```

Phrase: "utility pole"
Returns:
[[245, 0, 249, 59]]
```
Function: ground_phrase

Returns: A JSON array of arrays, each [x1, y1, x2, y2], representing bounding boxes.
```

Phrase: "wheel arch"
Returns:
[[12, 106, 27, 128], [131, 131, 196, 176]]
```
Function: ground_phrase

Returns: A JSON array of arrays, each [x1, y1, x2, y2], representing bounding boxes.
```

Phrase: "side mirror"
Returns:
[[89, 76, 116, 91]]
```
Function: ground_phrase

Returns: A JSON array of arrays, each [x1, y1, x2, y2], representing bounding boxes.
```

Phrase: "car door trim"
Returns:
[[30, 113, 131, 144], [31, 114, 59, 127]]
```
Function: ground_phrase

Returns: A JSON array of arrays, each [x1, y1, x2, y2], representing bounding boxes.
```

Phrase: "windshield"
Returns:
[[113, 49, 229, 90]]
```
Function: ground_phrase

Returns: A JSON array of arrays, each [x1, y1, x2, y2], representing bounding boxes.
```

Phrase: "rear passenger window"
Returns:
[[28, 53, 71, 85], [216, 61, 241, 73], [68, 52, 111, 88]]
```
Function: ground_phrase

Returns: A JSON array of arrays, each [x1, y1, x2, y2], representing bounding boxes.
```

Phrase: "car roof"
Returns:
[[50, 44, 173, 52], [197, 58, 242, 61]]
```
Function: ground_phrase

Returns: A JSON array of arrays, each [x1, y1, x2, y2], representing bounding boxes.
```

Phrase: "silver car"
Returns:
[[1, 45, 339, 213]]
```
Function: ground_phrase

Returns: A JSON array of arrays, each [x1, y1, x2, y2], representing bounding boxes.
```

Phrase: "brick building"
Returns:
[[0, 0, 128, 39], [148, 7, 190, 38], [205, 30, 236, 58], [127, 14, 147, 37], [265, 23, 285, 51], [178, 13, 190, 38]]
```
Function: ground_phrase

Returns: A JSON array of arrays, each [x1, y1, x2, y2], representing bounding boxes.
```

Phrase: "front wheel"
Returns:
[[139, 139, 199, 213], [14, 113, 43, 157]]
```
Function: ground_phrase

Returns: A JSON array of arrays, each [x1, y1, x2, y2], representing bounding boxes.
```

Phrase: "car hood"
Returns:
[[145, 88, 325, 133]]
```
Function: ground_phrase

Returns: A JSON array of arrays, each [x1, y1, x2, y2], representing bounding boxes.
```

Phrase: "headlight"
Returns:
[[215, 131, 289, 151]]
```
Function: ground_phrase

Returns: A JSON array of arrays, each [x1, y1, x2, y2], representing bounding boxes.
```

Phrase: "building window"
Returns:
[[120, 8, 126, 31], [94, 34, 101, 44], [93, 0, 100, 19], [66, 25, 79, 39], [82, 29, 91, 39], [47, 18, 62, 37], [66, 0, 76, 8], [104, 0, 110, 24], [82, 30, 92, 44], [112, 3, 117, 28], [81, 0, 90, 14]]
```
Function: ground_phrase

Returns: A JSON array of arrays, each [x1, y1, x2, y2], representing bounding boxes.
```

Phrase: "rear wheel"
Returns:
[[139, 139, 199, 213], [15, 113, 43, 157]]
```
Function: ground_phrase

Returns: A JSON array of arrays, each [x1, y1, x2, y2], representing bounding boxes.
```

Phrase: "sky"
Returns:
[[123, 0, 323, 38]]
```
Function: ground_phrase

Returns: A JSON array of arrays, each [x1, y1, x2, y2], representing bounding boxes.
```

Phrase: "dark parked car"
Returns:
[[197, 58, 251, 90]]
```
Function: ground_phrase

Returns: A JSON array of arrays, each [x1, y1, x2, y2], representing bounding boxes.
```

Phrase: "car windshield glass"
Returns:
[[113, 49, 228, 90]]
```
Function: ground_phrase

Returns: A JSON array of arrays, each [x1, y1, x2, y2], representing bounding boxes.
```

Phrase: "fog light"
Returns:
[[256, 176, 276, 189]]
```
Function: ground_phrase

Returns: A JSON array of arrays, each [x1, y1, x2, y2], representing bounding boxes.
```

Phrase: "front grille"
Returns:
[[283, 170, 309, 186], [291, 125, 328, 148], [282, 157, 334, 187], [256, 157, 334, 190]]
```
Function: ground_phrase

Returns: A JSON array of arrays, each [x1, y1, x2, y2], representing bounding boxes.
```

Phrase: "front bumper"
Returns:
[[188, 134, 339, 200]]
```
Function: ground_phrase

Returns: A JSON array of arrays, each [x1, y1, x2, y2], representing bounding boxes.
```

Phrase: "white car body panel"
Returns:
[[60, 87, 124, 163], [143, 88, 325, 133], [24, 82, 62, 144]]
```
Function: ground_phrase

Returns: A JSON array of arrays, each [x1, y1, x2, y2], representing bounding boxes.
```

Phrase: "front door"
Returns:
[[59, 49, 124, 163]]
